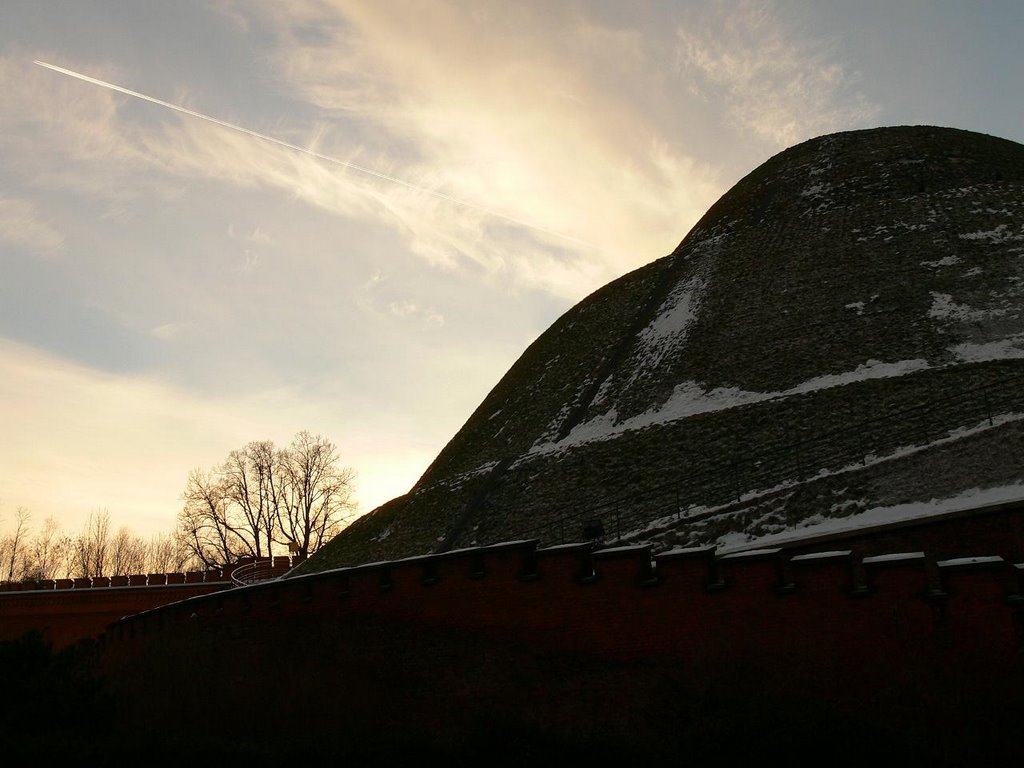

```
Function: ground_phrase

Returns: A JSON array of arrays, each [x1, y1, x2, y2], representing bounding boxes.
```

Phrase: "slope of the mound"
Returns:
[[303, 125, 1024, 572]]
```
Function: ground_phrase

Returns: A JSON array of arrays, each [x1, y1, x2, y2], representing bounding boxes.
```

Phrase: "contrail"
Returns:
[[33, 60, 586, 246]]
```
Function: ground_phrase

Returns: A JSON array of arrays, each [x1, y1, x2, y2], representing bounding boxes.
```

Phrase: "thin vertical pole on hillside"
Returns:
[[851, 403, 867, 465], [730, 457, 741, 502], [792, 428, 804, 480]]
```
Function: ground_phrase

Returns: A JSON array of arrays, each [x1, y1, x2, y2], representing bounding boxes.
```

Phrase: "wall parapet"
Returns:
[[0, 555, 309, 648], [103, 538, 1024, 665], [0, 554, 310, 595]]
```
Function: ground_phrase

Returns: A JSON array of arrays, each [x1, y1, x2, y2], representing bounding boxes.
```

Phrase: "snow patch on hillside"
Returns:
[[531, 358, 931, 453], [929, 292, 1011, 324], [789, 358, 930, 395], [624, 412, 1024, 542], [633, 274, 705, 374], [959, 224, 1024, 243], [717, 482, 1024, 552], [952, 337, 1024, 362], [920, 255, 960, 268], [801, 182, 831, 197]]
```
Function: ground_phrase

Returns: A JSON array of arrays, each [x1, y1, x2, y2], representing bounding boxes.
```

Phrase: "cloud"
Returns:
[[214, 0, 725, 295], [388, 300, 417, 318], [0, 196, 65, 255], [676, 0, 880, 147], [389, 299, 444, 327], [4, 3, 879, 308], [0, 56, 175, 204], [150, 322, 188, 341], [7, 4, 730, 302], [227, 223, 273, 245]]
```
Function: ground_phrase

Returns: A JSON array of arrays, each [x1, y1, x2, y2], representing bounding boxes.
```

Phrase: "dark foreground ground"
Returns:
[[4, 627, 1022, 766]]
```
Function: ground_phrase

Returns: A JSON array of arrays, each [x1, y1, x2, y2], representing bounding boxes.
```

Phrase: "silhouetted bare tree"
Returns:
[[109, 527, 147, 576], [222, 440, 281, 561], [277, 431, 356, 557], [177, 432, 356, 567], [2, 509, 189, 581], [1, 506, 31, 582], [26, 517, 72, 580], [178, 467, 243, 568], [73, 509, 113, 578], [146, 532, 194, 573]]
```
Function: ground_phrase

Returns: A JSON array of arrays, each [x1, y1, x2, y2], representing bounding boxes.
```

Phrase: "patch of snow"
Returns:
[[532, 357, 933, 453], [538, 542, 590, 552], [429, 460, 501, 492], [594, 544, 650, 556], [551, 407, 619, 446], [801, 182, 831, 197], [920, 255, 960, 267], [658, 545, 716, 557], [790, 550, 852, 562], [937, 556, 1003, 567], [789, 359, 930, 395], [719, 482, 1024, 552], [928, 292, 957, 320], [959, 225, 1024, 243], [807, 160, 833, 176], [590, 377, 614, 407], [969, 207, 1016, 216], [719, 548, 781, 559], [951, 337, 1024, 362], [929, 292, 1007, 323], [632, 274, 706, 375], [629, 412, 1024, 544], [862, 552, 925, 564], [480, 539, 535, 550]]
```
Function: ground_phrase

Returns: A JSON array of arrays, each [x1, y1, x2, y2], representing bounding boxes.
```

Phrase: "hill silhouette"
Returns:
[[305, 125, 1024, 572]]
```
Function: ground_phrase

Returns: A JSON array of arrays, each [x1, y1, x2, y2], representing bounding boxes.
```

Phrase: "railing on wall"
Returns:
[[230, 556, 299, 586], [0, 554, 307, 594]]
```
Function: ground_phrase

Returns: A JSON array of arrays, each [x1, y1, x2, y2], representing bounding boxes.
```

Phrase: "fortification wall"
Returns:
[[100, 531, 1024, 760], [0, 555, 301, 648]]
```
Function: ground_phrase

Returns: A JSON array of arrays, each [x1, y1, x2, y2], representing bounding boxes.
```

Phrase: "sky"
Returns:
[[1, 0, 1023, 538]]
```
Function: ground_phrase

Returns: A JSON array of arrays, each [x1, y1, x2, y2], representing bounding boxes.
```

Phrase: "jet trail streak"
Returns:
[[33, 60, 584, 246]]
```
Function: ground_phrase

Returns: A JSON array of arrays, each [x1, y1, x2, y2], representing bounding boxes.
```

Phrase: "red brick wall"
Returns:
[[0, 581, 231, 648], [7, 513, 1023, 759], [98, 537, 1024, 760], [0, 557, 312, 649]]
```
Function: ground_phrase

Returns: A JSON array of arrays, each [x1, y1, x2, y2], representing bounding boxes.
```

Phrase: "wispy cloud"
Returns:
[[389, 299, 444, 327], [0, 196, 64, 255], [216, 0, 725, 294], [0, 56, 170, 203], [676, 0, 879, 146], [150, 322, 189, 341], [8, 1, 734, 303]]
